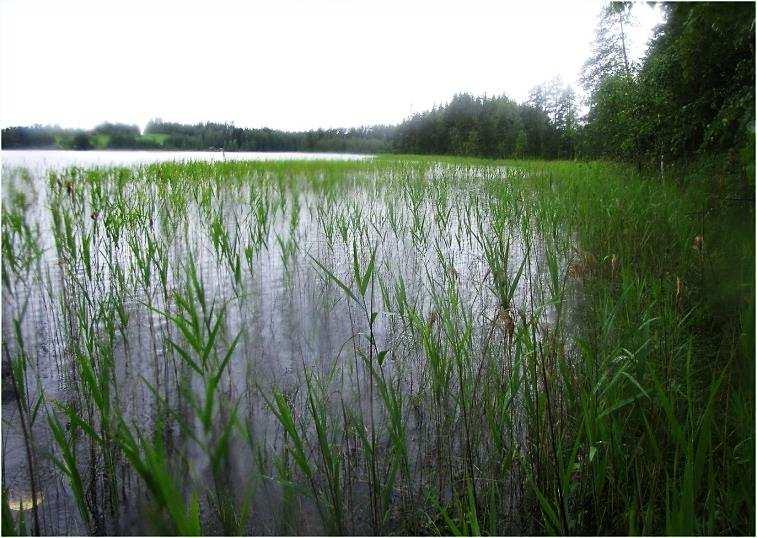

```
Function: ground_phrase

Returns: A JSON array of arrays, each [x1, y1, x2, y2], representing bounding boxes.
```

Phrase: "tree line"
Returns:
[[2, 3, 753, 172], [392, 83, 577, 159], [1, 121, 395, 153], [393, 2, 754, 169]]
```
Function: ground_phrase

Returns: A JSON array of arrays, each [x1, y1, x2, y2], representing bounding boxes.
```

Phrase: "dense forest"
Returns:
[[0, 121, 395, 154], [393, 2, 754, 172], [2, 3, 754, 174]]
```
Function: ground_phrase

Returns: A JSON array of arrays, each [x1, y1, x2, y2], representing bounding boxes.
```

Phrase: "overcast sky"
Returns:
[[0, 0, 664, 131]]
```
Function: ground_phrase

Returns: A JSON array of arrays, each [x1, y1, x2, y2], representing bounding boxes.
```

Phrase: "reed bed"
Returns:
[[1, 156, 753, 535]]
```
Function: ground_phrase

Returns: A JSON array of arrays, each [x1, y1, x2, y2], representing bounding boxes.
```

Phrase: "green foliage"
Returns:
[[1, 156, 753, 535], [2, 121, 394, 153], [582, 2, 755, 167], [580, 2, 633, 95], [392, 91, 577, 159], [0, 4, 754, 535]]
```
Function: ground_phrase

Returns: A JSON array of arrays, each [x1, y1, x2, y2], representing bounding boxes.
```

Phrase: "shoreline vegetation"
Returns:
[[0, 2, 754, 536], [1, 155, 753, 535]]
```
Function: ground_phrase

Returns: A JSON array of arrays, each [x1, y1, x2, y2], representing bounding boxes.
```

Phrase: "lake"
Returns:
[[1, 149, 371, 172]]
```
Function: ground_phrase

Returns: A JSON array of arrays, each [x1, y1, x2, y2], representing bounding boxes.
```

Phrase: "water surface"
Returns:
[[1, 149, 371, 172], [2, 157, 565, 535]]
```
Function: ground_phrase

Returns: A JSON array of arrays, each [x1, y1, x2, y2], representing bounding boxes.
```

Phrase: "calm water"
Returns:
[[1, 149, 371, 172]]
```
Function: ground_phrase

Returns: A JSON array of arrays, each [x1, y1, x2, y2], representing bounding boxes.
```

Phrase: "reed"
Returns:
[[1, 155, 752, 535]]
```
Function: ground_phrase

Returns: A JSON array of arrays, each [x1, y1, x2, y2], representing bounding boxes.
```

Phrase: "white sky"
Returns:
[[0, 0, 664, 131]]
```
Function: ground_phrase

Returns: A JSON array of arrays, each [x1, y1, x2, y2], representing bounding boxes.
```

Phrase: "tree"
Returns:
[[579, 2, 755, 168], [635, 2, 755, 162], [581, 2, 633, 99], [527, 78, 578, 158], [555, 86, 578, 158], [71, 132, 92, 150], [514, 130, 527, 159]]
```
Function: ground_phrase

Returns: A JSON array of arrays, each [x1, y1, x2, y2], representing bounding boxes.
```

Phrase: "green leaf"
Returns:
[[309, 253, 359, 304]]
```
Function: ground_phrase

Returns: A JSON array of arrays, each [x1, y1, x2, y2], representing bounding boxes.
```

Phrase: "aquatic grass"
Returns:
[[0, 155, 752, 535], [117, 419, 202, 536], [47, 410, 91, 531], [4, 315, 43, 536]]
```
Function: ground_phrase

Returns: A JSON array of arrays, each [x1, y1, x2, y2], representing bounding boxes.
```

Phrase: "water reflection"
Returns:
[[1, 149, 371, 172], [2, 158, 562, 535]]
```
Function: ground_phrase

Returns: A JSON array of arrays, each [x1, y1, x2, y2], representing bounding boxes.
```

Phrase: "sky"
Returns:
[[0, 0, 664, 132]]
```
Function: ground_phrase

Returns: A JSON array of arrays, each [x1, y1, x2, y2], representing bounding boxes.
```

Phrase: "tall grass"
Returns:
[[0, 155, 752, 535]]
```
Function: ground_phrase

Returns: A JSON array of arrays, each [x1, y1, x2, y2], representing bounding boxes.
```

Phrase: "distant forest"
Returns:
[[2, 3, 754, 171], [0, 121, 395, 154]]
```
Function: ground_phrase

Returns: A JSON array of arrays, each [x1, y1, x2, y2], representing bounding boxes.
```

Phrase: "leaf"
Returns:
[[309, 253, 359, 304], [30, 393, 44, 425], [359, 245, 378, 297], [534, 486, 560, 534], [166, 338, 203, 376]]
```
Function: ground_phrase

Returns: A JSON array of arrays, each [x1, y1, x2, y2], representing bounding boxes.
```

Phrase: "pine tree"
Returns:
[[580, 2, 633, 98]]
